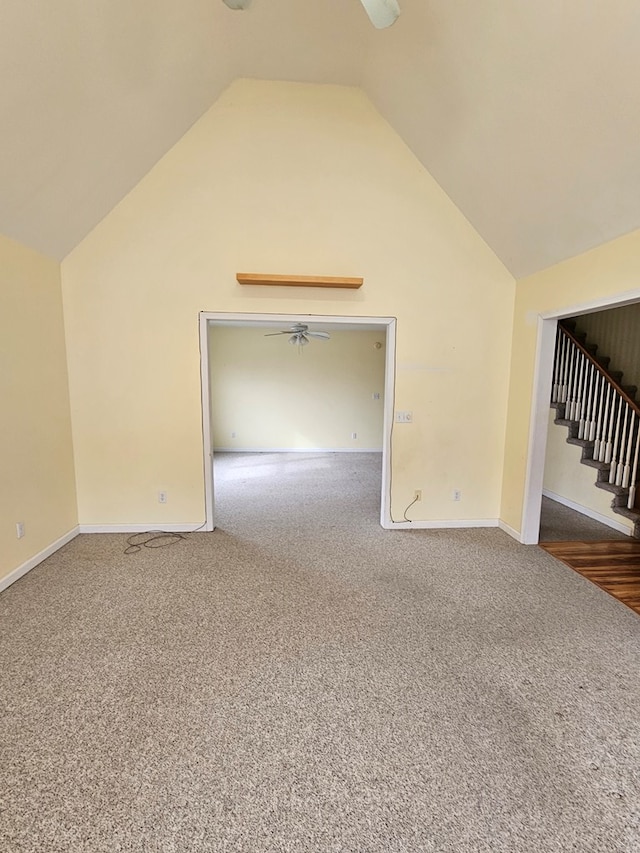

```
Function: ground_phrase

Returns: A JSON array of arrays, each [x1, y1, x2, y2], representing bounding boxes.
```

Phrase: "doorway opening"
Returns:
[[522, 290, 640, 544], [199, 312, 397, 532]]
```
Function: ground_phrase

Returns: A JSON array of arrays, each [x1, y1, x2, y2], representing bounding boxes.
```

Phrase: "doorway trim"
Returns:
[[199, 311, 397, 531], [521, 288, 640, 545]]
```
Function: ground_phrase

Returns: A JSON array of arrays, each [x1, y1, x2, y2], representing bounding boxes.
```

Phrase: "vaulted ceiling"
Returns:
[[2, 0, 639, 277]]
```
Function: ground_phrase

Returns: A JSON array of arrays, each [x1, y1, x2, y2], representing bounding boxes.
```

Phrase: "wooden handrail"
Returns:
[[559, 320, 640, 418]]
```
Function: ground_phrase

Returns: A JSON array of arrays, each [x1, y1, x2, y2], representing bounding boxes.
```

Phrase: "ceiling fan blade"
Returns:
[[359, 0, 401, 29], [264, 331, 291, 336], [306, 331, 330, 340]]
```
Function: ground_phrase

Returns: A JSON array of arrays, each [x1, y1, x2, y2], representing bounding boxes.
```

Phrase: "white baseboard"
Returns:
[[498, 520, 524, 542], [213, 447, 382, 453], [78, 522, 207, 534], [542, 489, 632, 536], [382, 518, 499, 531], [0, 526, 80, 594]]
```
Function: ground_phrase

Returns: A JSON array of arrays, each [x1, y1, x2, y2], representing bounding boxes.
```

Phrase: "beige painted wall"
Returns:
[[543, 410, 632, 533], [502, 228, 640, 535], [0, 234, 77, 583], [61, 79, 515, 526], [209, 327, 385, 451]]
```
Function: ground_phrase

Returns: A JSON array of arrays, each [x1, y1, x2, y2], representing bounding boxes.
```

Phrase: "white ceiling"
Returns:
[[2, 0, 639, 277]]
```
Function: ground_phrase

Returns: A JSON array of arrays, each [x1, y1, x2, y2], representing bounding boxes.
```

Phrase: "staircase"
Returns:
[[550, 320, 640, 538]]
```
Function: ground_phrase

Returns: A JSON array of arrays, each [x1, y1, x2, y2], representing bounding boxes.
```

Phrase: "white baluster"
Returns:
[[622, 410, 636, 490], [594, 377, 611, 462], [577, 357, 587, 437], [589, 371, 605, 452], [603, 385, 616, 464], [579, 362, 594, 439], [565, 340, 576, 418], [616, 404, 630, 486], [568, 347, 582, 421], [588, 368, 600, 441], [609, 396, 624, 483], [574, 350, 586, 423], [552, 330, 562, 403], [560, 332, 570, 404], [627, 421, 640, 509]]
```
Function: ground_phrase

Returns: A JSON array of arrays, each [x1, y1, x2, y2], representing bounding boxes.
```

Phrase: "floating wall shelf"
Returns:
[[236, 273, 363, 289]]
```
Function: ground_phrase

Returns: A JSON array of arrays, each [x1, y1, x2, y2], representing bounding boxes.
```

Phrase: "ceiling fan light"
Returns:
[[288, 334, 309, 347], [359, 0, 401, 29]]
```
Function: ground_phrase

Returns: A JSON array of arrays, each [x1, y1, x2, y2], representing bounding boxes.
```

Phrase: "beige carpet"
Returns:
[[1, 452, 639, 852]]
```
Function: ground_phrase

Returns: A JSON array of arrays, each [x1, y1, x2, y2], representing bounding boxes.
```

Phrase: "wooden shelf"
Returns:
[[236, 273, 363, 289]]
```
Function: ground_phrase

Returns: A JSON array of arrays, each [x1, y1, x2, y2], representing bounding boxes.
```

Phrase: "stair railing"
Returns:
[[552, 322, 640, 509]]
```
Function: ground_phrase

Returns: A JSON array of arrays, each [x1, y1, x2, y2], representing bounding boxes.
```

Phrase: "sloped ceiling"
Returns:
[[1, 0, 639, 277]]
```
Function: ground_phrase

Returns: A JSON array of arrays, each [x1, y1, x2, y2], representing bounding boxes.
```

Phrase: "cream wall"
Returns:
[[0, 234, 77, 583], [502, 228, 640, 535], [209, 327, 385, 451], [61, 79, 515, 527], [542, 410, 632, 533]]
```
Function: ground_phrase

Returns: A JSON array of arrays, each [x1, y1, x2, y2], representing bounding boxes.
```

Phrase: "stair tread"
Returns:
[[566, 437, 594, 447], [595, 480, 628, 496], [612, 505, 640, 521], [581, 458, 609, 470]]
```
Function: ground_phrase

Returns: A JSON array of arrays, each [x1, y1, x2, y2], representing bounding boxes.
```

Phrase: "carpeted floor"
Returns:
[[539, 495, 630, 542], [1, 452, 639, 852]]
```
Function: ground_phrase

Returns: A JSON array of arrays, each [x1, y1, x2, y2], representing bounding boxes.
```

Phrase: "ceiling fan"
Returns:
[[265, 323, 331, 348], [222, 0, 401, 30]]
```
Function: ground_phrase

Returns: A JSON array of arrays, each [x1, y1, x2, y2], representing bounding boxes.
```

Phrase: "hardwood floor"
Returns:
[[540, 540, 640, 616]]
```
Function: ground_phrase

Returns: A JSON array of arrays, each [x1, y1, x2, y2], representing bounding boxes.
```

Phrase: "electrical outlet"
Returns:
[[351, 432, 357, 440], [231, 431, 237, 438], [453, 489, 461, 502], [395, 411, 413, 423], [16, 521, 25, 539], [158, 491, 168, 504], [414, 490, 422, 502], [372, 392, 381, 400]]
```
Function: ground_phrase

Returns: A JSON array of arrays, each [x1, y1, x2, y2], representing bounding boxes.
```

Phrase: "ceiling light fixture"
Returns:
[[359, 0, 401, 29], [221, 0, 401, 29], [265, 323, 330, 349], [289, 333, 309, 347]]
